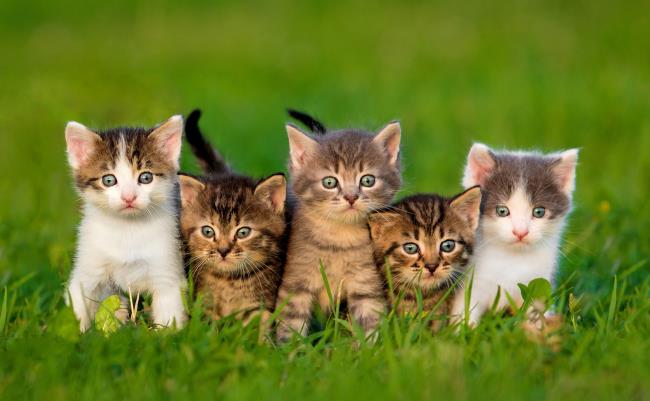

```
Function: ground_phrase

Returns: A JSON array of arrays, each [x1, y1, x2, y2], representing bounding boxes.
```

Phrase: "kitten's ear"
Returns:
[[368, 210, 402, 240], [286, 124, 318, 169], [553, 149, 579, 195], [151, 115, 184, 169], [178, 174, 205, 208], [65, 122, 102, 169], [449, 186, 482, 232], [463, 143, 496, 188], [254, 173, 287, 214], [373, 121, 401, 166]]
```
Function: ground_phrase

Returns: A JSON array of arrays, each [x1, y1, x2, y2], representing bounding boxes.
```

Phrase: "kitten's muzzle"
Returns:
[[343, 193, 359, 206], [424, 263, 439, 274], [217, 246, 231, 258]]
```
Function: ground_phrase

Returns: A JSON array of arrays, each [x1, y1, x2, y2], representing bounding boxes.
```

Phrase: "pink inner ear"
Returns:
[[554, 157, 577, 193], [67, 136, 93, 167], [166, 133, 181, 161], [466, 147, 495, 186], [468, 158, 492, 186]]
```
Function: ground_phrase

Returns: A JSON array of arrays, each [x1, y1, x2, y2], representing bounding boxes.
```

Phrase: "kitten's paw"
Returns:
[[522, 307, 563, 351]]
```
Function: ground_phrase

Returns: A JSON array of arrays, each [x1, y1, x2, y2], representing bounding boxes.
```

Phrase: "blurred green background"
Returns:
[[1, 1, 649, 400]]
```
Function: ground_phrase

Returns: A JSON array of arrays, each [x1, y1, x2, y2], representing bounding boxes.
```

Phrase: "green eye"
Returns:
[[496, 206, 510, 217], [360, 174, 376, 187], [201, 226, 215, 238], [322, 176, 338, 189], [138, 172, 153, 184], [236, 226, 252, 239], [403, 242, 419, 255], [440, 239, 456, 253], [533, 207, 546, 218], [102, 174, 117, 187]]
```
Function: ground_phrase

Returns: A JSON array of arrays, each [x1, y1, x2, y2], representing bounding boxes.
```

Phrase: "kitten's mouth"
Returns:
[[120, 204, 141, 213]]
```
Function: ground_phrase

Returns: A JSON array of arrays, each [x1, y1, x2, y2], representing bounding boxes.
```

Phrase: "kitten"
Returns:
[[276, 121, 402, 342], [65, 116, 187, 331], [450, 143, 579, 326], [179, 109, 287, 324], [368, 187, 482, 331]]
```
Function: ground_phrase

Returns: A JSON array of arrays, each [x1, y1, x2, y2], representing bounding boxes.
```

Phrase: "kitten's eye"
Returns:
[[322, 176, 338, 189], [138, 172, 153, 184], [201, 226, 215, 238], [496, 206, 510, 217], [532, 207, 546, 218], [440, 240, 456, 253], [360, 174, 376, 187], [403, 243, 419, 255], [236, 226, 252, 239], [102, 175, 117, 187]]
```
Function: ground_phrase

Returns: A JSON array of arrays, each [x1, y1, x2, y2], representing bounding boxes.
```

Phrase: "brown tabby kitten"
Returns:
[[179, 110, 287, 324], [276, 121, 402, 342], [368, 187, 482, 331]]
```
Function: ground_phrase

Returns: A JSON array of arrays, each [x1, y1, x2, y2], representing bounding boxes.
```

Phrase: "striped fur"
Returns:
[[179, 111, 287, 324], [368, 187, 482, 332], [276, 122, 402, 342]]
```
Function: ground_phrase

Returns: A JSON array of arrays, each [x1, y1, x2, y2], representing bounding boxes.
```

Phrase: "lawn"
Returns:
[[1, 0, 649, 400]]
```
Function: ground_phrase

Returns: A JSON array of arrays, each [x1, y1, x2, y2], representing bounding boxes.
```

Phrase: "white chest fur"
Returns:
[[67, 204, 187, 331], [451, 231, 561, 325]]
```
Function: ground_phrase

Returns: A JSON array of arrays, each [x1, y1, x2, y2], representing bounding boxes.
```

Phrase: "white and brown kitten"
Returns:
[[65, 116, 187, 331], [276, 121, 402, 342], [451, 143, 579, 326]]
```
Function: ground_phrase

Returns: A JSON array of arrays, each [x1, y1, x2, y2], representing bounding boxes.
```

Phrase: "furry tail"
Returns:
[[184, 109, 229, 175], [287, 109, 327, 135]]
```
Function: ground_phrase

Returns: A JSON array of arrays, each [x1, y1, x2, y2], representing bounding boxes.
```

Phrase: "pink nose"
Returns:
[[122, 194, 137, 204], [513, 229, 529, 241], [343, 194, 359, 205]]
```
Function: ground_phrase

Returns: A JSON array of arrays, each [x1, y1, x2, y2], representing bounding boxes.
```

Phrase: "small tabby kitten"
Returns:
[[276, 121, 402, 342], [179, 110, 287, 323], [65, 116, 187, 331], [451, 143, 579, 325], [369, 187, 482, 331]]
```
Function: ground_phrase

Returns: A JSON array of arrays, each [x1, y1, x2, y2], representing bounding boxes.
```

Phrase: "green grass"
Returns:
[[1, 0, 649, 400]]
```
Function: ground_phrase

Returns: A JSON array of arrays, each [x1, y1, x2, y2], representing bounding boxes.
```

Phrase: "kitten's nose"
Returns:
[[424, 264, 438, 273], [343, 194, 359, 205], [512, 229, 529, 241], [121, 194, 137, 204], [217, 247, 231, 258]]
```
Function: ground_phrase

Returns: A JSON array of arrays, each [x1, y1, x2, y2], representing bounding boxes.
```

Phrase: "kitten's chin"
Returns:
[[332, 207, 369, 224]]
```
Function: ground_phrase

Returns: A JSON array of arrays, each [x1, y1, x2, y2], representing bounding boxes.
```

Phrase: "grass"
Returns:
[[1, 0, 649, 400]]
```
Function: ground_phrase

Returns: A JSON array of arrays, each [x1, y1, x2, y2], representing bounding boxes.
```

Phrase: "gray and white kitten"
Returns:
[[276, 122, 402, 342], [451, 143, 579, 326]]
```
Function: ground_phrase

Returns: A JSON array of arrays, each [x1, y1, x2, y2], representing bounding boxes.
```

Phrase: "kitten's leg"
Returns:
[[66, 269, 104, 332], [151, 284, 187, 329], [450, 286, 486, 329], [275, 284, 315, 342], [346, 271, 386, 338]]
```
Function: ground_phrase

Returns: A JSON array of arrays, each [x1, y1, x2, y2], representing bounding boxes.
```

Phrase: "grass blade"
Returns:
[[605, 275, 618, 335], [0, 286, 7, 335]]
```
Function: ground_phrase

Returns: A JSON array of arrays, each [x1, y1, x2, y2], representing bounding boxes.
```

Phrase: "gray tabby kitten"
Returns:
[[275, 121, 402, 342]]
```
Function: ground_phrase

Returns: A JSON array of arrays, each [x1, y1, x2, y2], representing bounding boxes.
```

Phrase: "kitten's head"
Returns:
[[65, 116, 183, 218], [368, 187, 482, 292], [287, 122, 401, 223], [179, 173, 286, 277], [463, 143, 579, 249]]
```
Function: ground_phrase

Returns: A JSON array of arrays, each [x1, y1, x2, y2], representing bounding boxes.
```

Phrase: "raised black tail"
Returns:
[[184, 109, 229, 175], [287, 109, 327, 135]]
